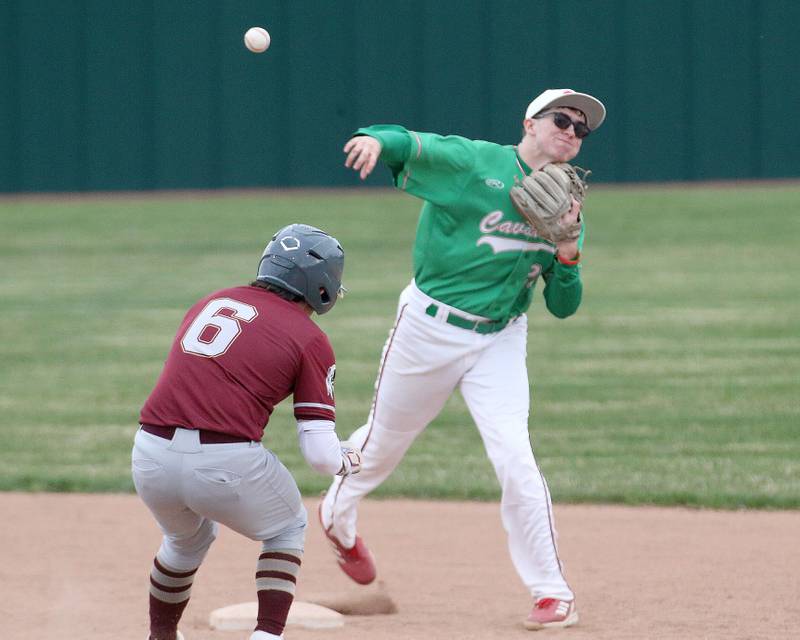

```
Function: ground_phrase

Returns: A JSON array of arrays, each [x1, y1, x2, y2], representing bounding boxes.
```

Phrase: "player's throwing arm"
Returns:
[[344, 136, 382, 180]]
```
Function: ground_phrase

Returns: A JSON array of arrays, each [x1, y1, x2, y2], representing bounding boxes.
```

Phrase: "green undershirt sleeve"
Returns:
[[542, 261, 582, 318]]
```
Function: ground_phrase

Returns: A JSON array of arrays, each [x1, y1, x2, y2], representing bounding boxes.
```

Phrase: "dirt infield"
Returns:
[[2, 494, 798, 640]]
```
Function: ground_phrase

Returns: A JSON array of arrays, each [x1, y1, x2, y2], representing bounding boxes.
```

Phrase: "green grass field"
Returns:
[[1, 185, 799, 508]]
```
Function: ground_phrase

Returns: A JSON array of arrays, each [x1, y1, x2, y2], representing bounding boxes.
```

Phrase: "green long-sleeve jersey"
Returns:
[[356, 124, 583, 321]]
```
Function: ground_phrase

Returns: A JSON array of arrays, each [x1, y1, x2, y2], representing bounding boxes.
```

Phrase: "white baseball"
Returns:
[[244, 27, 270, 53]]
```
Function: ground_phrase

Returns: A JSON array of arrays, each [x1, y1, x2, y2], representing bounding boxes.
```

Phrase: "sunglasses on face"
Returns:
[[533, 111, 591, 139]]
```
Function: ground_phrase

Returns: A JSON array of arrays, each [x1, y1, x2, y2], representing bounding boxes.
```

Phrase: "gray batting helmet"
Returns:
[[256, 224, 345, 314]]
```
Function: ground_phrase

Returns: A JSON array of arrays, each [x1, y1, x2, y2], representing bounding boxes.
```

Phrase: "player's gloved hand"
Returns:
[[337, 441, 363, 477], [509, 162, 590, 244], [555, 197, 582, 262]]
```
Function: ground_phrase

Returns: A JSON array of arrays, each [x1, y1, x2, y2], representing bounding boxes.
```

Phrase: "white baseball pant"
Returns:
[[322, 281, 573, 600]]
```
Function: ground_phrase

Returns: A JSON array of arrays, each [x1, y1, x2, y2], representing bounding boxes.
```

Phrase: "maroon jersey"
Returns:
[[140, 286, 337, 441]]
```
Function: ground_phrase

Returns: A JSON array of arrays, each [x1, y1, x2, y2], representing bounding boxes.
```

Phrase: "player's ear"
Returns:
[[523, 118, 536, 137]]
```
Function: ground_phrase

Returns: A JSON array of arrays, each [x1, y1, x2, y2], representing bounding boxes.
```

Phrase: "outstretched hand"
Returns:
[[344, 136, 382, 180]]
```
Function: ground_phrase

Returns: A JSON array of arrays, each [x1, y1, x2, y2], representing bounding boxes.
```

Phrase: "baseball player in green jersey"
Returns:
[[320, 88, 606, 630]]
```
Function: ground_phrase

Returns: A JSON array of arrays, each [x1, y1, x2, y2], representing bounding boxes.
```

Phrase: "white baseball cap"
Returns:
[[524, 88, 606, 131]]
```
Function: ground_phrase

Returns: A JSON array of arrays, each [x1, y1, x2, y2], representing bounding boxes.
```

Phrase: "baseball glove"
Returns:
[[337, 441, 362, 477], [509, 163, 590, 243]]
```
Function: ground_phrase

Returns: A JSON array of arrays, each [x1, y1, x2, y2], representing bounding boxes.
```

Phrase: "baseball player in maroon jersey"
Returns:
[[132, 224, 361, 640]]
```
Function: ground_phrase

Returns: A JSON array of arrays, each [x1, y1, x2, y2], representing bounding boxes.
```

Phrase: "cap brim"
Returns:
[[528, 92, 606, 131]]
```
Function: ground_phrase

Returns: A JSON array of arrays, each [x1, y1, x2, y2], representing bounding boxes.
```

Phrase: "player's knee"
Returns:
[[493, 448, 535, 476], [160, 521, 218, 569], [497, 456, 547, 501], [261, 512, 307, 551]]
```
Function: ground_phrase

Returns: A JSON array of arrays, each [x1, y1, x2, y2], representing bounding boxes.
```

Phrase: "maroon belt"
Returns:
[[141, 423, 251, 444]]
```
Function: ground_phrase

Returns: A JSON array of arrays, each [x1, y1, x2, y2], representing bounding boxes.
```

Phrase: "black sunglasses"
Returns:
[[533, 111, 591, 139]]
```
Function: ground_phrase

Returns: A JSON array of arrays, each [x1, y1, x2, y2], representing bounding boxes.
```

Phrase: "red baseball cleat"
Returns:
[[523, 598, 578, 630], [317, 503, 376, 585]]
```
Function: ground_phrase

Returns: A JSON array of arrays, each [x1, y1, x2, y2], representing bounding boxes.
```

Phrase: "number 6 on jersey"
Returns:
[[181, 298, 258, 357]]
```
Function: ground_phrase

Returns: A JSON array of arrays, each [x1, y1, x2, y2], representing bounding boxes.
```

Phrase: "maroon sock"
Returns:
[[148, 556, 197, 639], [254, 549, 302, 635]]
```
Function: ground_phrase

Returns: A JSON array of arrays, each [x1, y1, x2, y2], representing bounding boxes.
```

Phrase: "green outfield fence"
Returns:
[[1, 1, 798, 192]]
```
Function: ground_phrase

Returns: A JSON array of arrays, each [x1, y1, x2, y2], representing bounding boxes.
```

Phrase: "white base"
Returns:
[[209, 600, 345, 631]]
